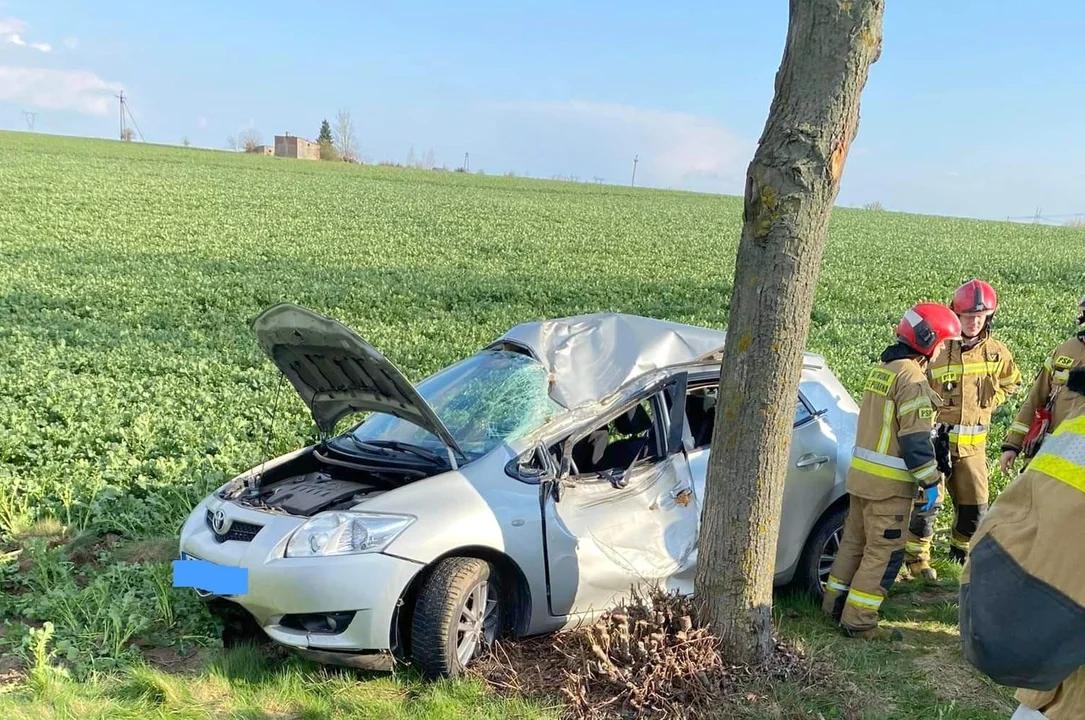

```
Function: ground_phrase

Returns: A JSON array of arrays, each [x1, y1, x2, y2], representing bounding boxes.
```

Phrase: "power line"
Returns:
[[115, 90, 145, 142], [22, 111, 37, 131]]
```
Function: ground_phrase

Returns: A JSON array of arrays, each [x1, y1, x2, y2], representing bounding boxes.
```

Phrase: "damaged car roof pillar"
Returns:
[[251, 303, 467, 470]]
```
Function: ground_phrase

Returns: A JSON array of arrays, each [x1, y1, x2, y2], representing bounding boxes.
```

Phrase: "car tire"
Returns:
[[410, 557, 501, 679], [794, 504, 847, 600]]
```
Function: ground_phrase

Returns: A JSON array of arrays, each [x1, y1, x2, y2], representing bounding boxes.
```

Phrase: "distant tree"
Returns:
[[406, 145, 417, 167], [121, 127, 134, 142], [226, 135, 238, 152], [422, 147, 435, 170], [182, 136, 191, 147], [239, 128, 263, 153], [333, 109, 359, 163], [317, 118, 337, 160]]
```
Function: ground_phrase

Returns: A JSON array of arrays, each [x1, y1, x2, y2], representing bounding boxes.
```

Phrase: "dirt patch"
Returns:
[[115, 538, 177, 565], [141, 646, 210, 676], [471, 590, 837, 720], [67, 531, 122, 570], [0, 655, 26, 688], [913, 644, 1012, 712]]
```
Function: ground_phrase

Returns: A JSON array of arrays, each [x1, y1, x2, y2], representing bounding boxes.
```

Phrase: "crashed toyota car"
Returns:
[[177, 303, 859, 678]]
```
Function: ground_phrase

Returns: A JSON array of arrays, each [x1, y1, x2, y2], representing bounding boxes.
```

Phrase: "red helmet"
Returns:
[[896, 302, 962, 356], [951, 278, 998, 315]]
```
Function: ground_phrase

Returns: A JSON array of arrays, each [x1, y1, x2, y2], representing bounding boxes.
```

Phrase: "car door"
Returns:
[[774, 396, 839, 578], [540, 374, 697, 618], [683, 384, 837, 580]]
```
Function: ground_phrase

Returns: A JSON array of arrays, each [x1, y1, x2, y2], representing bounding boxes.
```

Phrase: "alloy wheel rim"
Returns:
[[455, 579, 498, 667], [818, 527, 843, 588]]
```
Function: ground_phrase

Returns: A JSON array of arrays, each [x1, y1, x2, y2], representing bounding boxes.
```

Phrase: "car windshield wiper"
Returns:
[[334, 436, 449, 467], [339, 436, 394, 457], [359, 440, 448, 466]]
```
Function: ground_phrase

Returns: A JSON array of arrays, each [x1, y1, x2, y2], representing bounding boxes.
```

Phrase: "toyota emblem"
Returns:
[[212, 509, 227, 534]]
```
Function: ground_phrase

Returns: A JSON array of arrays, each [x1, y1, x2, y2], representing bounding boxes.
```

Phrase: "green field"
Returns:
[[2, 130, 1083, 718]]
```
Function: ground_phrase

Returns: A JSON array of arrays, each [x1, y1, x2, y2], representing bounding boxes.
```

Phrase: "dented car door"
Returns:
[[541, 376, 698, 618]]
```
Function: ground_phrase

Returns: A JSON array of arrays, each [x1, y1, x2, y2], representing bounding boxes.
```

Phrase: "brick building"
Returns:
[[274, 134, 320, 160]]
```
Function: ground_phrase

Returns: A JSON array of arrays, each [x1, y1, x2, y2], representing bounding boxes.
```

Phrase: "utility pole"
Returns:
[[631, 154, 639, 187], [463, 152, 470, 172], [114, 90, 145, 142], [117, 90, 127, 139], [22, 111, 37, 132]]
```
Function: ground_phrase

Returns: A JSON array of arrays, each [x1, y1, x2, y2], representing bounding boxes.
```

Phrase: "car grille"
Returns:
[[205, 509, 263, 543]]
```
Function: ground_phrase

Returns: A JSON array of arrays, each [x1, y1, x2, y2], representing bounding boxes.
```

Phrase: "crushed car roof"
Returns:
[[489, 313, 827, 410]]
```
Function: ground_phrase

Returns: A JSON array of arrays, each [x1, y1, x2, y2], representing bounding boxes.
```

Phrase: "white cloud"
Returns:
[[0, 15, 25, 39], [0, 66, 123, 115], [492, 100, 752, 193], [1, 15, 51, 51]]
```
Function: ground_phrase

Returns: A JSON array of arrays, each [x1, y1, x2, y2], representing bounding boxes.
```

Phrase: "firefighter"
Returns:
[[960, 367, 1085, 720], [822, 302, 961, 640], [999, 294, 1085, 474], [903, 279, 1022, 579]]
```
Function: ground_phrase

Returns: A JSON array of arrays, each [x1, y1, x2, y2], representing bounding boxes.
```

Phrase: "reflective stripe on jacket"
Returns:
[[846, 355, 943, 500], [1003, 333, 1085, 453], [928, 333, 1020, 457], [960, 412, 1085, 720]]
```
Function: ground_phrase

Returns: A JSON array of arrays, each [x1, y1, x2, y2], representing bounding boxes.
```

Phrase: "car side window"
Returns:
[[566, 396, 663, 478], [685, 385, 814, 450], [795, 397, 813, 425]]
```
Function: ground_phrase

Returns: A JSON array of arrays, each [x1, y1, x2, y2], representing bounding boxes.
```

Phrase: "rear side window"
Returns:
[[685, 384, 815, 449]]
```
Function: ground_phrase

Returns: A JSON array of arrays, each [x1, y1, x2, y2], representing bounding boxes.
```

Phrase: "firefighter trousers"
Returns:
[[905, 451, 989, 565], [821, 494, 912, 632]]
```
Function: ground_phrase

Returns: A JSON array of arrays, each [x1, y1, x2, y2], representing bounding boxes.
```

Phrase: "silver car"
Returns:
[[176, 303, 859, 678]]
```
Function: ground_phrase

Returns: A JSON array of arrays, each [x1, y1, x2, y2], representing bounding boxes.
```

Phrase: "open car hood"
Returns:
[[252, 303, 464, 460]]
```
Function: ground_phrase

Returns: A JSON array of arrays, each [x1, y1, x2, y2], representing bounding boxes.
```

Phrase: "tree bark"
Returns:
[[694, 0, 884, 664]]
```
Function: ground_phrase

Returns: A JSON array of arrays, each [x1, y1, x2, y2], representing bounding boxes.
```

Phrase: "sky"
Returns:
[[1, 0, 1083, 221]]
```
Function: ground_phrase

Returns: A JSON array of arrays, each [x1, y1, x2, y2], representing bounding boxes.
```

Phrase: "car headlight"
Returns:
[[284, 512, 414, 558]]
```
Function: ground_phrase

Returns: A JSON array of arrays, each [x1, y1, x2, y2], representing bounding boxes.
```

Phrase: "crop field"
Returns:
[[1, 129, 1083, 719]]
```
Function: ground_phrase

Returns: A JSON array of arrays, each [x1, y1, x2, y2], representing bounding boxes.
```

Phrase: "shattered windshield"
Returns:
[[333, 349, 562, 460]]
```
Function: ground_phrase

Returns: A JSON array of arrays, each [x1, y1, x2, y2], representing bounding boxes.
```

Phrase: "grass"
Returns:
[[2, 130, 1083, 717]]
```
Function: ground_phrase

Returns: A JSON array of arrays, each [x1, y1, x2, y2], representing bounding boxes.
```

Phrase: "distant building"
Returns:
[[274, 133, 320, 161], [252, 145, 274, 156]]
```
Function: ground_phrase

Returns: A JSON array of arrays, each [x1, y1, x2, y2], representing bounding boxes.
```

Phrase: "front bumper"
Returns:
[[178, 496, 424, 656]]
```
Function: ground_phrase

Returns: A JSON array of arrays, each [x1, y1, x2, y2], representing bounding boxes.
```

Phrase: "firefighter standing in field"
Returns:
[[999, 294, 1085, 474], [903, 279, 1022, 580], [960, 367, 1085, 720], [822, 302, 961, 639]]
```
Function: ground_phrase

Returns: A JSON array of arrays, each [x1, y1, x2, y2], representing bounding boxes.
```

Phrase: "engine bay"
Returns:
[[253, 472, 380, 515], [221, 446, 433, 516]]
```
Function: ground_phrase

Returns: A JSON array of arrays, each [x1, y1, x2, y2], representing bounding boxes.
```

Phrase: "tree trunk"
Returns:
[[694, 0, 884, 664]]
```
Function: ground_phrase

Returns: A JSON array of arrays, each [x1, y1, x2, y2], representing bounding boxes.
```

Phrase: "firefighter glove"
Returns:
[[918, 484, 939, 513]]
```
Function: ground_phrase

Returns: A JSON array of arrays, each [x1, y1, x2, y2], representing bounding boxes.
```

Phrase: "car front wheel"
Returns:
[[410, 557, 501, 679]]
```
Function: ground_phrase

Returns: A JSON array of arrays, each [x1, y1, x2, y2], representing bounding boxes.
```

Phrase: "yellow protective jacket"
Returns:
[[960, 410, 1085, 720], [846, 348, 944, 501], [927, 332, 1021, 457], [1003, 332, 1085, 453]]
